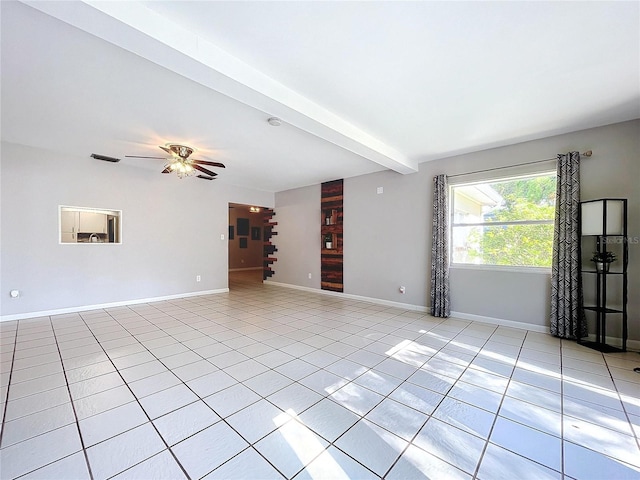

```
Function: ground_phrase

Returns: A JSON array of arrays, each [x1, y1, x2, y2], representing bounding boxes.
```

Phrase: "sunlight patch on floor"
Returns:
[[274, 409, 348, 479]]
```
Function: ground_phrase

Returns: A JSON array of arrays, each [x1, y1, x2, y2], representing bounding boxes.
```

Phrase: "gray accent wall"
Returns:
[[274, 120, 639, 341], [344, 170, 428, 307], [1, 142, 273, 317], [269, 185, 321, 289]]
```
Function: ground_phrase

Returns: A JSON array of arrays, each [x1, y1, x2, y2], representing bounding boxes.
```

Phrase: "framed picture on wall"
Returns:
[[228, 225, 234, 240], [251, 227, 261, 240], [237, 218, 249, 236], [239, 238, 248, 248]]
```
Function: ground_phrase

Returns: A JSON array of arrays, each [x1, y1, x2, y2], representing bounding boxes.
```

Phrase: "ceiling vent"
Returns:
[[91, 153, 121, 163]]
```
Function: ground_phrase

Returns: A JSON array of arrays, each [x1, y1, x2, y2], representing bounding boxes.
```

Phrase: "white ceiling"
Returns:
[[2, 1, 638, 192]]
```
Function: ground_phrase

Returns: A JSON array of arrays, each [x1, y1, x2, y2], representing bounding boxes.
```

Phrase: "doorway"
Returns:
[[228, 203, 266, 287]]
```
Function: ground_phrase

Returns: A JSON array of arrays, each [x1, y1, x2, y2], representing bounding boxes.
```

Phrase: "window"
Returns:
[[450, 172, 556, 268], [59, 206, 122, 244]]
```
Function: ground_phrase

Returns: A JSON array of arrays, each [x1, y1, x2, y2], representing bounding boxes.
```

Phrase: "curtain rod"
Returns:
[[447, 150, 592, 179]]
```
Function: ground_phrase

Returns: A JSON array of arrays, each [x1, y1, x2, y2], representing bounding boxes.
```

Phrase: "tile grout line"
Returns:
[[97, 304, 588, 476], [48, 315, 95, 480], [0, 322, 19, 449], [323, 319, 490, 478], [75, 307, 194, 480], [99, 304, 290, 480], [216, 298, 499, 477], [470, 327, 527, 479], [562, 348, 640, 461], [0, 317, 97, 478], [138, 295, 420, 479], [153, 332, 300, 478], [602, 353, 640, 452], [85, 288, 640, 472], [559, 338, 566, 478], [131, 288, 640, 472], [327, 320, 525, 478], [6, 283, 637, 479], [427, 322, 508, 479]]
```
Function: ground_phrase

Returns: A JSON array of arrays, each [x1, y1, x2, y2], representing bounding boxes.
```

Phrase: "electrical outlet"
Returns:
[[308, 273, 312, 279], [399, 286, 406, 294], [220, 234, 225, 240], [196, 275, 201, 282]]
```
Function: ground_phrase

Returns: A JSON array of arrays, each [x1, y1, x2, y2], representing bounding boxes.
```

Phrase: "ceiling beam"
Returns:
[[22, 0, 418, 174]]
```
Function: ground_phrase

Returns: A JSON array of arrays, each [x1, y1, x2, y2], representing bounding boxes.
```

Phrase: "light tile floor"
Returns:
[[1, 273, 639, 479]]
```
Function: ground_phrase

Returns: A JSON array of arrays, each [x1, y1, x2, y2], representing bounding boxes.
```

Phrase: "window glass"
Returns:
[[451, 172, 556, 267]]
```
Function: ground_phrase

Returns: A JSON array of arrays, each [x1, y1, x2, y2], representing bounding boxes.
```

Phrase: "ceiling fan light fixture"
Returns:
[[127, 143, 224, 181], [179, 162, 194, 178], [165, 160, 195, 178]]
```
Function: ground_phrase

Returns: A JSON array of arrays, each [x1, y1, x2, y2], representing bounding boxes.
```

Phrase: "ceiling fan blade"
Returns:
[[191, 159, 226, 168], [197, 175, 215, 181], [192, 164, 218, 177], [125, 155, 167, 159], [159, 146, 173, 155]]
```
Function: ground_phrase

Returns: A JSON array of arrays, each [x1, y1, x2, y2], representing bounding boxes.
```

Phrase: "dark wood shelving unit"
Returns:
[[579, 198, 628, 352], [321, 179, 343, 292]]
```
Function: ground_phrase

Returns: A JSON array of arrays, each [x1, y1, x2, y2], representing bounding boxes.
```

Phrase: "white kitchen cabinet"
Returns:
[[61, 232, 76, 243], [60, 210, 79, 243], [79, 212, 107, 234]]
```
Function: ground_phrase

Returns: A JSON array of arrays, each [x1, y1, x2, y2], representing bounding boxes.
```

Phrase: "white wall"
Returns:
[[274, 120, 640, 341], [0, 142, 273, 318]]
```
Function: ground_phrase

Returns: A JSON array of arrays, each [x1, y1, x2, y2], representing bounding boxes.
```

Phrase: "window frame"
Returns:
[[59, 205, 123, 245], [449, 170, 556, 271]]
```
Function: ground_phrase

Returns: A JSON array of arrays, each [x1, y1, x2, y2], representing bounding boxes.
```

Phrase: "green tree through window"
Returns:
[[452, 173, 556, 267]]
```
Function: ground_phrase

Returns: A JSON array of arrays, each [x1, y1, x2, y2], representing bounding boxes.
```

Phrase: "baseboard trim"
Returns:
[[228, 267, 263, 272], [265, 281, 556, 334], [0, 289, 229, 322], [450, 311, 550, 334], [7, 285, 635, 351], [265, 281, 430, 312]]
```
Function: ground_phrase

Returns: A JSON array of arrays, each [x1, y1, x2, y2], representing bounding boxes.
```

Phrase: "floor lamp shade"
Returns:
[[580, 199, 625, 236]]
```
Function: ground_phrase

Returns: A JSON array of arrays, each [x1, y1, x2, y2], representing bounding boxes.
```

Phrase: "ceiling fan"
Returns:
[[126, 144, 225, 180]]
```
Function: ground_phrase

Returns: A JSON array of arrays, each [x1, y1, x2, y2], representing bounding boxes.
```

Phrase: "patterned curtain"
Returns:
[[430, 174, 450, 317], [550, 152, 586, 338]]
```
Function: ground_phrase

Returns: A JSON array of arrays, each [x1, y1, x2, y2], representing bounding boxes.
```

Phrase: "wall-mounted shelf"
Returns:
[[263, 208, 277, 280], [321, 180, 343, 292], [324, 209, 338, 226]]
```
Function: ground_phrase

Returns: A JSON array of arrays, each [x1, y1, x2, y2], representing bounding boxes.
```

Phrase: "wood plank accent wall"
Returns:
[[321, 179, 343, 292], [263, 208, 277, 280]]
